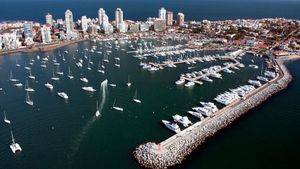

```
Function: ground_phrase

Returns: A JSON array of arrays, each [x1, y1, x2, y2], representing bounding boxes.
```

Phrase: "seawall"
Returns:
[[133, 58, 292, 168]]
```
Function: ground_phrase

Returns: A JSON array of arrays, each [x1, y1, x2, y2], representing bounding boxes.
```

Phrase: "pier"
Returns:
[[133, 58, 292, 169], [181, 59, 240, 84]]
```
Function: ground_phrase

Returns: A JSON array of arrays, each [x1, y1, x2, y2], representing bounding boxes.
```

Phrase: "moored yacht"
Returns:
[[161, 120, 181, 133], [175, 78, 185, 85], [184, 81, 195, 87], [95, 101, 100, 117], [112, 99, 124, 111], [45, 82, 53, 90], [57, 92, 69, 100], [133, 89, 142, 103], [10, 130, 22, 154], [3, 111, 11, 124], [172, 114, 192, 127], [25, 91, 33, 106], [80, 77, 89, 83], [82, 86, 96, 92], [25, 80, 35, 92]]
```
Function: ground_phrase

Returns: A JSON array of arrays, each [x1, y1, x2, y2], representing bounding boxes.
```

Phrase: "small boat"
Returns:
[[133, 89, 141, 103], [14, 83, 23, 87], [51, 71, 59, 81], [56, 65, 64, 75], [15, 59, 20, 67], [175, 78, 185, 85], [40, 64, 47, 68], [57, 92, 69, 100], [9, 71, 18, 82], [67, 67, 74, 79], [112, 99, 124, 111], [25, 91, 34, 106], [45, 82, 54, 90], [184, 81, 195, 87], [95, 101, 100, 117], [82, 86, 96, 92], [161, 120, 181, 133], [108, 83, 116, 87], [24, 62, 31, 70], [3, 111, 11, 124], [25, 80, 35, 92], [10, 130, 22, 154], [80, 77, 88, 83], [172, 114, 192, 127], [28, 69, 35, 80], [126, 75, 131, 87]]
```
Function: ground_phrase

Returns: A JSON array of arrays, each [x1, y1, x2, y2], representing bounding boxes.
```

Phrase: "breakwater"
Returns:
[[133, 58, 292, 169]]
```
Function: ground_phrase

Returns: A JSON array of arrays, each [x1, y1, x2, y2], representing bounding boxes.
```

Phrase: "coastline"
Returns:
[[133, 57, 293, 169], [0, 38, 88, 56]]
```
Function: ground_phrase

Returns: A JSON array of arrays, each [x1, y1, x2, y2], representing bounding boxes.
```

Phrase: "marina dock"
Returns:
[[133, 58, 292, 169]]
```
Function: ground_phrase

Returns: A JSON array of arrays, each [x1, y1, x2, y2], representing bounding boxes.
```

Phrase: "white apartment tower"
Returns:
[[41, 24, 52, 44], [115, 8, 124, 29], [159, 7, 167, 20], [65, 9, 74, 35]]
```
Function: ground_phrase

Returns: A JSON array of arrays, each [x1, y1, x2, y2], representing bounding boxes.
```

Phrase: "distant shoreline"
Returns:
[[0, 38, 88, 56]]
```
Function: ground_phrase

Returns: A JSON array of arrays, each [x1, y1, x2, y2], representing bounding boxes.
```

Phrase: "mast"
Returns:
[[96, 101, 99, 111], [4, 111, 7, 120], [11, 130, 15, 144]]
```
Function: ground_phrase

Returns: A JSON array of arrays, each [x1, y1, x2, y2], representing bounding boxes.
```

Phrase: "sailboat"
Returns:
[[62, 54, 66, 61], [9, 71, 18, 82], [24, 62, 30, 70], [114, 59, 120, 67], [28, 69, 35, 80], [95, 101, 100, 117], [15, 59, 20, 67], [112, 99, 124, 111], [97, 61, 105, 74], [25, 91, 34, 106], [45, 82, 54, 90], [87, 60, 92, 70], [56, 65, 64, 75], [10, 130, 22, 154], [67, 67, 74, 79], [51, 71, 59, 81], [25, 80, 35, 92], [103, 54, 109, 63], [126, 75, 131, 87], [3, 111, 11, 124], [133, 89, 142, 103]]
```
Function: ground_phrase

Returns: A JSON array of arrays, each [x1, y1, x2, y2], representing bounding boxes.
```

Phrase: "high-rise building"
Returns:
[[115, 8, 124, 29], [23, 22, 34, 45], [81, 16, 88, 32], [177, 13, 185, 26], [41, 24, 52, 44], [45, 13, 53, 26], [166, 11, 173, 26], [158, 7, 167, 20], [102, 14, 109, 27], [98, 8, 106, 25], [23, 22, 33, 38], [65, 9, 74, 34]]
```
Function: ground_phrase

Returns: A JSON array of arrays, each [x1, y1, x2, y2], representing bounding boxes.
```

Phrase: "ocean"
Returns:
[[0, 1, 299, 169]]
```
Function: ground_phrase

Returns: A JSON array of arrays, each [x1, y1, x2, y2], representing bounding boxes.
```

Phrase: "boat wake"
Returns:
[[68, 79, 108, 165]]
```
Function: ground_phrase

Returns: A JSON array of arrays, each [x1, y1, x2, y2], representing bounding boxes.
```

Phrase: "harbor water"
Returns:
[[0, 39, 299, 169]]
